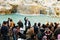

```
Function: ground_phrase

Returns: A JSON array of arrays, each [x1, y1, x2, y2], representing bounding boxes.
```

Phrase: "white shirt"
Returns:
[[26, 21, 29, 27]]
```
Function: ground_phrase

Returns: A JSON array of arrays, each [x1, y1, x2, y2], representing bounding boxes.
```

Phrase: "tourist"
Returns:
[[9, 19, 15, 29], [42, 24, 46, 28], [37, 26, 45, 40], [1, 21, 9, 40], [33, 23, 38, 34], [24, 18, 31, 34], [49, 22, 54, 32], [17, 20, 23, 28], [13, 27, 17, 40], [38, 22, 41, 28], [45, 22, 49, 28], [26, 27, 38, 40], [54, 24, 60, 39], [7, 18, 11, 28], [25, 18, 31, 28], [24, 17, 27, 27], [26, 27, 34, 38], [54, 22, 59, 31], [9, 19, 15, 38], [0, 17, 60, 40]]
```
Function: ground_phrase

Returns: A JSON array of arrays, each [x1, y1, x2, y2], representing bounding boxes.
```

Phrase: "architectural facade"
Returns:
[[0, 0, 60, 15]]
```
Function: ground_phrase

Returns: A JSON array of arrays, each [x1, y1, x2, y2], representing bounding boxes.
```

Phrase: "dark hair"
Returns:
[[3, 21, 7, 24], [34, 23, 37, 26], [38, 23, 41, 27], [10, 19, 12, 22], [42, 24, 46, 28]]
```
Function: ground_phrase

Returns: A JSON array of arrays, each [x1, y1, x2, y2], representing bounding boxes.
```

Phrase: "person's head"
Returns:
[[42, 24, 46, 28], [10, 19, 13, 22], [50, 22, 54, 26], [54, 22, 57, 24], [45, 22, 49, 27], [54, 22, 59, 28], [8, 18, 10, 21], [38, 22, 41, 27], [2, 21, 7, 26], [54, 22, 58, 25], [26, 18, 29, 21], [34, 23, 37, 26], [46, 22, 49, 26]]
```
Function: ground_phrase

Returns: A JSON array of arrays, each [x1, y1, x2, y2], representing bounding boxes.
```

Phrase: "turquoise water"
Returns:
[[0, 13, 60, 26]]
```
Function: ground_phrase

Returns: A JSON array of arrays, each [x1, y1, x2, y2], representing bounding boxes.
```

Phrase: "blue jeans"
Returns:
[[13, 34, 17, 40]]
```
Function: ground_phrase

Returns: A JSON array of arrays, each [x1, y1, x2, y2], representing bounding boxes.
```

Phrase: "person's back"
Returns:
[[10, 22, 14, 28], [1, 21, 9, 40], [17, 20, 23, 28], [33, 23, 38, 34], [34, 26, 38, 34], [26, 27, 34, 37], [1, 26, 8, 35], [9, 19, 14, 29], [54, 27, 60, 39]]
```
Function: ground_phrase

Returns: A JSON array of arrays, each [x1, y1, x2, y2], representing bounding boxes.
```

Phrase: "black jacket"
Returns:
[[1, 26, 9, 35], [17, 22, 23, 28], [25, 21, 31, 27], [34, 26, 38, 34]]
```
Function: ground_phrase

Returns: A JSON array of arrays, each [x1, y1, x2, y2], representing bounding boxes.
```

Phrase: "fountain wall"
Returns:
[[0, 0, 60, 16]]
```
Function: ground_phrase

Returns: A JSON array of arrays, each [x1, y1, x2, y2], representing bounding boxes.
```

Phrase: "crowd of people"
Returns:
[[0, 17, 60, 40]]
